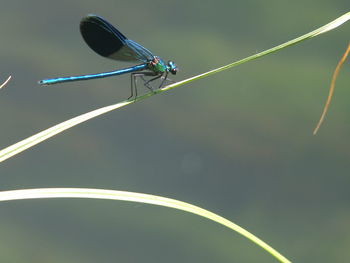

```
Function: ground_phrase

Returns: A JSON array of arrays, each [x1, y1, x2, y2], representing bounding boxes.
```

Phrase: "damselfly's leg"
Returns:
[[129, 72, 157, 100], [145, 72, 172, 89], [157, 72, 169, 88], [143, 74, 164, 91], [161, 73, 175, 84], [129, 73, 136, 100]]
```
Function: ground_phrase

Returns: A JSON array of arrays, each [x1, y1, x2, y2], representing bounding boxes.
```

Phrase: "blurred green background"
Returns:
[[0, 0, 349, 262]]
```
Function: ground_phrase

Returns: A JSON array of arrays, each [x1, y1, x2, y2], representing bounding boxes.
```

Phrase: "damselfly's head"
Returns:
[[167, 61, 178, 75]]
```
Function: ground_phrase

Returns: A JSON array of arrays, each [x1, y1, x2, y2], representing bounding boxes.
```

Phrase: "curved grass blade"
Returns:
[[0, 100, 133, 162], [161, 12, 350, 91], [0, 12, 350, 163], [0, 76, 11, 89], [313, 43, 350, 135], [0, 187, 292, 263]]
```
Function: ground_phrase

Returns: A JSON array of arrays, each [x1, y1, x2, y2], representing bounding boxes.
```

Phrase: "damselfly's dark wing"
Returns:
[[80, 15, 154, 62]]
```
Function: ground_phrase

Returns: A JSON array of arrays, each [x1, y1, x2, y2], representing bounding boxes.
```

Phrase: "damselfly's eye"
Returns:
[[168, 61, 178, 75], [171, 68, 177, 75]]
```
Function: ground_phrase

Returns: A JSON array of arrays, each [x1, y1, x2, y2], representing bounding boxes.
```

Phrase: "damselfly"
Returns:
[[39, 14, 178, 99]]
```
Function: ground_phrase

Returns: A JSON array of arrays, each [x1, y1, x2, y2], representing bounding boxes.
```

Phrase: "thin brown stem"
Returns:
[[313, 43, 350, 135]]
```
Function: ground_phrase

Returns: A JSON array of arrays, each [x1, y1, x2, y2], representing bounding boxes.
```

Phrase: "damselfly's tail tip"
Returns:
[[38, 79, 49, 86]]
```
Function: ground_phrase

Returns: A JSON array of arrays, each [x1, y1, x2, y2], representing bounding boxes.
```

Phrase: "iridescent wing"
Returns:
[[80, 14, 155, 62]]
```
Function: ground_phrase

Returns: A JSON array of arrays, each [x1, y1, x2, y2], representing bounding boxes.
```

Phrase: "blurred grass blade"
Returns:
[[0, 76, 11, 89], [313, 42, 350, 135], [0, 100, 132, 162], [0, 188, 292, 263], [1, 12, 350, 163]]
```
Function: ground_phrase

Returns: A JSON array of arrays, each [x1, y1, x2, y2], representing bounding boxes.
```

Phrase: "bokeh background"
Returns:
[[0, 0, 349, 262]]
